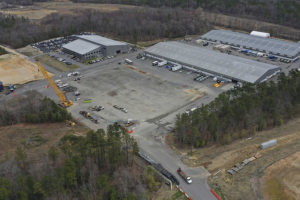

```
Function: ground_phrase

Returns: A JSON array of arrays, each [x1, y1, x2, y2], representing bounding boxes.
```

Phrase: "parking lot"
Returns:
[[51, 49, 230, 129]]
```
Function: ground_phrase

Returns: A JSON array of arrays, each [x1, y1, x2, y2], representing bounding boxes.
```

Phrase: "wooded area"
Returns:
[[0, 125, 162, 199], [0, 91, 71, 125], [69, 0, 300, 29], [0, 8, 210, 48], [175, 70, 300, 147]]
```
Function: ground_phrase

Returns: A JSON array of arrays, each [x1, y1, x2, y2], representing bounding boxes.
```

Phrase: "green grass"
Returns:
[[37, 54, 78, 72], [171, 190, 188, 200]]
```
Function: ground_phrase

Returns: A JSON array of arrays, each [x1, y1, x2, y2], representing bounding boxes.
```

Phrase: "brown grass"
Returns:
[[262, 152, 300, 200], [37, 54, 78, 72]]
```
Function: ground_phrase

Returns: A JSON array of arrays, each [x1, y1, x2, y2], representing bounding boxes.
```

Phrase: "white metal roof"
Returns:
[[77, 35, 127, 46], [145, 41, 280, 83], [62, 39, 100, 55], [201, 29, 300, 58]]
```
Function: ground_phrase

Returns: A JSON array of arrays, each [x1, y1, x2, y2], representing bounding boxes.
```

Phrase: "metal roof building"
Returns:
[[62, 34, 129, 59], [201, 29, 300, 60], [144, 41, 280, 83]]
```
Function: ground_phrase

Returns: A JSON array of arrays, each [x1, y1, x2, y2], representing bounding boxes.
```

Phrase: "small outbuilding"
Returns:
[[260, 139, 277, 149]]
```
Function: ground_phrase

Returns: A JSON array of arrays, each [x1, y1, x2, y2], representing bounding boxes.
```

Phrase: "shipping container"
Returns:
[[260, 139, 277, 149]]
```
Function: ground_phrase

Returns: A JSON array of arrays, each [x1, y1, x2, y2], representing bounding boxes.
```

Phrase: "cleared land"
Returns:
[[17, 45, 43, 57], [0, 123, 89, 161], [37, 54, 78, 72], [0, 1, 136, 20], [166, 118, 300, 200], [0, 46, 51, 86], [262, 152, 300, 200]]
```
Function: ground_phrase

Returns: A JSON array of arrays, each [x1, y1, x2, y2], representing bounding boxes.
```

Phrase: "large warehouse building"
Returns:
[[144, 41, 280, 83], [62, 35, 130, 59], [201, 29, 300, 61]]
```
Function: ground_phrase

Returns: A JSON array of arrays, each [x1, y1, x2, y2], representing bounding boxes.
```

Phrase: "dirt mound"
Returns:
[[0, 46, 53, 86]]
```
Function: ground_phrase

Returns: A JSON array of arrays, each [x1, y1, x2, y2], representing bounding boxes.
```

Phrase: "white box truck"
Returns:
[[171, 65, 182, 71], [158, 60, 167, 67]]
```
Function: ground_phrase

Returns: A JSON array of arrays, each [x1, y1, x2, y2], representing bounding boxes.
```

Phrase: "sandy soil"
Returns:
[[0, 46, 52, 86], [262, 152, 300, 200]]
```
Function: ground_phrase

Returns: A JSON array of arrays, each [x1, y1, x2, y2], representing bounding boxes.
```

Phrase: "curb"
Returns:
[[176, 185, 192, 200]]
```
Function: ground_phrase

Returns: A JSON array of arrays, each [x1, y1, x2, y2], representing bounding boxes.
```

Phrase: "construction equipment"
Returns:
[[79, 111, 99, 124], [36, 60, 72, 107], [66, 120, 76, 126]]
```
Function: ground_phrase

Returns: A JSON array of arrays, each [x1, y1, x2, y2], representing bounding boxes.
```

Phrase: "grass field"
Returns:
[[37, 54, 78, 72]]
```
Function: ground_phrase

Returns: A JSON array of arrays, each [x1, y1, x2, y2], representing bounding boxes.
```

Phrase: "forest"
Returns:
[[175, 70, 300, 147], [0, 8, 210, 48], [0, 91, 71, 126], [69, 0, 300, 29], [0, 94, 161, 200]]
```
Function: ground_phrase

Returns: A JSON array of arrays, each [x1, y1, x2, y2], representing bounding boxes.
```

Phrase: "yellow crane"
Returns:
[[36, 60, 72, 107]]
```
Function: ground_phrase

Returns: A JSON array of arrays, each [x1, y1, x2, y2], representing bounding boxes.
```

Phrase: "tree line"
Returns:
[[0, 91, 71, 125], [0, 124, 162, 199], [70, 0, 300, 29], [175, 70, 300, 147], [0, 7, 210, 48]]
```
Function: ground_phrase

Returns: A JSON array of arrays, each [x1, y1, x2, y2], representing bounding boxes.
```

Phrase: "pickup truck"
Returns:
[[177, 168, 192, 184]]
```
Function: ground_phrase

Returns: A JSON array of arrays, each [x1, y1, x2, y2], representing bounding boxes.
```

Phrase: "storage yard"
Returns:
[[201, 29, 300, 61], [144, 41, 281, 83]]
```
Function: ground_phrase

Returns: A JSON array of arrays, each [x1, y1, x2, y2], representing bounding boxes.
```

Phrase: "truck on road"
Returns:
[[158, 60, 167, 67], [177, 168, 192, 184]]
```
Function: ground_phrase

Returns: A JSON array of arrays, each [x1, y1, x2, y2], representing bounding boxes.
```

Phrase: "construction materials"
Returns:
[[83, 99, 92, 103], [36, 60, 72, 107], [177, 168, 192, 184], [88, 105, 104, 112], [260, 139, 277, 149], [113, 105, 128, 113]]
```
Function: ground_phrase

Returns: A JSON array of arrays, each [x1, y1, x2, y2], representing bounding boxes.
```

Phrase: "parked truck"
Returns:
[[171, 65, 182, 72], [158, 60, 167, 67], [125, 59, 133, 64], [177, 168, 192, 184]]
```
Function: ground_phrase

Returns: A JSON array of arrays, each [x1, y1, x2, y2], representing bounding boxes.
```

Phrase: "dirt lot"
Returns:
[[262, 152, 300, 200], [17, 45, 43, 57], [166, 118, 300, 200], [37, 54, 78, 72], [0, 46, 52, 86]]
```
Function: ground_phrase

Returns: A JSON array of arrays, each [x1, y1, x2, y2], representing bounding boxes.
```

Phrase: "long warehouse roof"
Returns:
[[62, 39, 100, 55], [145, 41, 280, 83], [77, 35, 127, 46], [201, 29, 300, 58]]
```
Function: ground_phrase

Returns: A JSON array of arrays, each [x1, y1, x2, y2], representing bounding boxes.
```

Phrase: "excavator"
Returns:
[[36, 60, 72, 107]]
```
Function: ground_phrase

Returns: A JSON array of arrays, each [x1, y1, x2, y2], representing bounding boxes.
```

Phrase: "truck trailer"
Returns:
[[177, 168, 192, 184]]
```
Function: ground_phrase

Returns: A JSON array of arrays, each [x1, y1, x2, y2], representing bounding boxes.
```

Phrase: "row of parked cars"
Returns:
[[87, 56, 114, 64], [32, 36, 76, 53]]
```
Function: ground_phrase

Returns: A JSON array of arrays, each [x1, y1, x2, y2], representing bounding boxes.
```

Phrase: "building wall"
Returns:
[[104, 45, 130, 56]]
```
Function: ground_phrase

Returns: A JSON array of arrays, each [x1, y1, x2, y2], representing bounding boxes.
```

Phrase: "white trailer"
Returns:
[[171, 65, 182, 71], [250, 31, 270, 38], [158, 60, 167, 67], [125, 59, 133, 64]]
